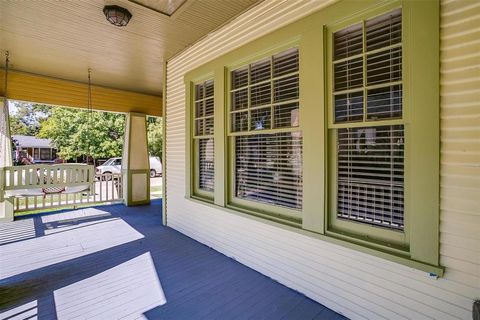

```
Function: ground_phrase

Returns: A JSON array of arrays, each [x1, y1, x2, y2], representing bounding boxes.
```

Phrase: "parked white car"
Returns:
[[96, 156, 162, 178]]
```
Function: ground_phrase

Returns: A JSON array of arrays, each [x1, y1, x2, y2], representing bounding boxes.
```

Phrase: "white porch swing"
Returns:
[[1, 52, 95, 199]]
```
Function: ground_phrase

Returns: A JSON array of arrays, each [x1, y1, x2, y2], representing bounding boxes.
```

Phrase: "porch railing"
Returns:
[[0, 164, 123, 214]]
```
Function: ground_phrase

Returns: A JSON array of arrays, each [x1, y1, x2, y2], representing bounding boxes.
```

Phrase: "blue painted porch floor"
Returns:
[[0, 200, 347, 320]]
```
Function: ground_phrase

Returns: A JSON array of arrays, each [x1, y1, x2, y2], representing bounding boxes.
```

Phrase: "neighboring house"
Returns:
[[12, 135, 57, 163]]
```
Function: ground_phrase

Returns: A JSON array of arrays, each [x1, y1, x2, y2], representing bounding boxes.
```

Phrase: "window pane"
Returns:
[[250, 107, 271, 131], [195, 119, 204, 136], [333, 23, 363, 60], [195, 101, 203, 118], [250, 82, 271, 108], [231, 111, 249, 132], [273, 48, 299, 77], [367, 85, 402, 120], [230, 48, 300, 133], [198, 138, 214, 192], [251, 59, 271, 84], [231, 67, 249, 89], [334, 57, 363, 92], [205, 80, 214, 98], [274, 74, 299, 102], [366, 9, 402, 51], [274, 102, 299, 128], [195, 83, 204, 100], [204, 117, 214, 135], [366, 46, 402, 85], [337, 125, 404, 230], [205, 98, 214, 117], [232, 88, 248, 111], [40, 148, 51, 160], [334, 91, 363, 123], [194, 79, 215, 138], [235, 132, 303, 210]]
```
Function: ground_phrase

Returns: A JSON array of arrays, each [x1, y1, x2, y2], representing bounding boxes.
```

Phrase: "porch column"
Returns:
[[122, 112, 150, 206], [0, 97, 14, 222]]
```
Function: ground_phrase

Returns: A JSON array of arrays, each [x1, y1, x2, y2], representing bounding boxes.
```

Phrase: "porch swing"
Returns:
[[2, 52, 95, 198]]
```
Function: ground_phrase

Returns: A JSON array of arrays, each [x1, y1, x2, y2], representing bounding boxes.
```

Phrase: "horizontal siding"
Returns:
[[165, 1, 480, 319], [439, 0, 480, 305]]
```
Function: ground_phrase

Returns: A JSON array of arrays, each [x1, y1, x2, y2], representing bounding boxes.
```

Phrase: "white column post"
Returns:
[[0, 97, 14, 222], [122, 112, 150, 206]]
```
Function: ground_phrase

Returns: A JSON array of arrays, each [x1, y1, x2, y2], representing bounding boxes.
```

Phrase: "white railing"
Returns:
[[0, 164, 123, 214], [1, 164, 94, 191]]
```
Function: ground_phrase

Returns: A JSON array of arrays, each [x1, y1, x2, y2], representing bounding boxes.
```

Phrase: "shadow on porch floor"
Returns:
[[0, 200, 347, 320]]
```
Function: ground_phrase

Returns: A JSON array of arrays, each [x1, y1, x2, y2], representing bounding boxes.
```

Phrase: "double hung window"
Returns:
[[193, 79, 215, 197], [228, 48, 303, 218]]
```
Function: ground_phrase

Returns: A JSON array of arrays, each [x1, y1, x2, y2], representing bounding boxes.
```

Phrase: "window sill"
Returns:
[[184, 196, 444, 277], [191, 194, 214, 204]]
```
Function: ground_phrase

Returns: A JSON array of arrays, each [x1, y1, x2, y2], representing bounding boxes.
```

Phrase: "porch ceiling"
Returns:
[[0, 0, 262, 97]]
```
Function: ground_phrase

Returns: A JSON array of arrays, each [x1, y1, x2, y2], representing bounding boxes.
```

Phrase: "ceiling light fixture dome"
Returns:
[[103, 5, 132, 27]]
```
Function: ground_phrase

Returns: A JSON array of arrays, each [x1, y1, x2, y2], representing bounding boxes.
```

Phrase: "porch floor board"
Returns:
[[0, 200, 347, 320]]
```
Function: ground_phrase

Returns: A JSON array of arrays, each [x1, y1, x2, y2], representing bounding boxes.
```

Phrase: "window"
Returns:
[[329, 9, 407, 242], [185, 0, 440, 273], [229, 48, 303, 218], [40, 148, 51, 160], [193, 79, 215, 197]]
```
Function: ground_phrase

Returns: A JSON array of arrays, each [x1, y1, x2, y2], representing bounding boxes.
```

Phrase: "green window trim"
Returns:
[[226, 46, 304, 220], [187, 75, 216, 202], [184, 0, 442, 276], [326, 5, 408, 251]]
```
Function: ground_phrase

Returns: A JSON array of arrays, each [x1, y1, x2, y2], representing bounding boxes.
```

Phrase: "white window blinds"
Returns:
[[235, 132, 303, 210], [230, 48, 300, 132], [194, 80, 214, 193], [337, 125, 404, 229], [333, 8, 402, 123], [230, 48, 303, 211], [331, 9, 404, 230]]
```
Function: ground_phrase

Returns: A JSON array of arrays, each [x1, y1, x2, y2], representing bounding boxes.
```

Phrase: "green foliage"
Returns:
[[9, 102, 51, 136], [9, 116, 28, 135], [10, 102, 163, 162], [147, 116, 162, 159], [39, 108, 125, 161]]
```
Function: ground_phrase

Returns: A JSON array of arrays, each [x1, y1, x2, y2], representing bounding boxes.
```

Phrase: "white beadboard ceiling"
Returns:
[[0, 0, 262, 96]]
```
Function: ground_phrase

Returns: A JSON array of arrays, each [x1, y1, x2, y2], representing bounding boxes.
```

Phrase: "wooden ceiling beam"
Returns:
[[0, 70, 162, 116]]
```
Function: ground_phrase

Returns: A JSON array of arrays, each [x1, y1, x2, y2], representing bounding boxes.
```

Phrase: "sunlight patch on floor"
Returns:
[[0, 300, 38, 320], [54, 252, 166, 319], [0, 218, 36, 245], [0, 209, 144, 279]]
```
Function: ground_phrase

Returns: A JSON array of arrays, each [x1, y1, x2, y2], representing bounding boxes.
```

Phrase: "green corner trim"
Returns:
[[162, 61, 168, 225]]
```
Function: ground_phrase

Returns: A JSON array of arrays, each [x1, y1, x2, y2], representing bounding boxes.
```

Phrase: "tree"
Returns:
[[9, 115, 29, 135], [9, 102, 51, 136], [13, 103, 162, 164], [39, 108, 125, 162], [147, 116, 162, 159]]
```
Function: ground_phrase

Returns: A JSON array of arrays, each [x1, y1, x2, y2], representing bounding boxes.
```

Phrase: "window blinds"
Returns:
[[235, 132, 303, 210], [337, 125, 404, 229], [230, 48, 300, 132], [332, 9, 404, 230], [194, 79, 215, 193], [198, 138, 214, 192], [333, 8, 402, 124], [230, 48, 303, 211]]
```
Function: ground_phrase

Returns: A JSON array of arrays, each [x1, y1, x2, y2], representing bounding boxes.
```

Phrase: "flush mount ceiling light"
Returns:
[[103, 5, 132, 27]]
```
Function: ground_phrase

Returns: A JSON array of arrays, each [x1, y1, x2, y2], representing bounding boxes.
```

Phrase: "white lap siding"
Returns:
[[164, 0, 480, 319]]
